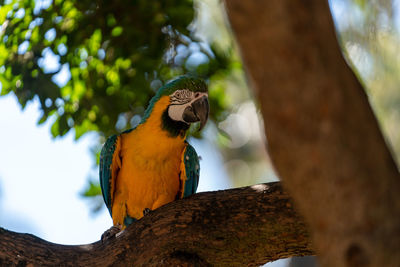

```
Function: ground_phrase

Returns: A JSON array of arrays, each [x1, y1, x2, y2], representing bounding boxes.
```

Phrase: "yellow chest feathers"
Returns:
[[119, 95, 186, 167], [112, 97, 190, 225], [112, 96, 187, 220]]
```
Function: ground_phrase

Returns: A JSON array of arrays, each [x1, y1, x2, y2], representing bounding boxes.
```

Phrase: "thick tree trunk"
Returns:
[[224, 1, 400, 266], [0, 182, 312, 266]]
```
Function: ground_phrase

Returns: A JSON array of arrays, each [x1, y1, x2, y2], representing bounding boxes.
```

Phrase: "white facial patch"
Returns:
[[168, 103, 190, 122], [168, 91, 208, 123]]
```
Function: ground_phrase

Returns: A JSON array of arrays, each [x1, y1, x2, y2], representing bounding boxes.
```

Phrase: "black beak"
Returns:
[[182, 95, 209, 130]]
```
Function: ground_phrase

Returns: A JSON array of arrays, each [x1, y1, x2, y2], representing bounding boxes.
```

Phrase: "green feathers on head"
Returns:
[[158, 75, 208, 96], [141, 76, 207, 123]]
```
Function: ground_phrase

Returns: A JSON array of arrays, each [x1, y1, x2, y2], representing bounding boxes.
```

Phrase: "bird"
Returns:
[[99, 76, 209, 236]]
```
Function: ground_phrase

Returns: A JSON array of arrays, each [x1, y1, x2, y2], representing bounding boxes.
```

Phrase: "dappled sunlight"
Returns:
[[217, 98, 276, 187]]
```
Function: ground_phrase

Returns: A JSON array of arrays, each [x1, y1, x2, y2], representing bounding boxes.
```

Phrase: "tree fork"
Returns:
[[0, 182, 313, 266]]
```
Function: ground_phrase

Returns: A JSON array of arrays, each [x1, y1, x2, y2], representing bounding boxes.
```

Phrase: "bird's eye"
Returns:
[[195, 92, 200, 98], [175, 92, 181, 98]]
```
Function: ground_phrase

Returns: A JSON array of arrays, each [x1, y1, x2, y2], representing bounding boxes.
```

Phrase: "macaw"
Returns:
[[99, 76, 209, 230]]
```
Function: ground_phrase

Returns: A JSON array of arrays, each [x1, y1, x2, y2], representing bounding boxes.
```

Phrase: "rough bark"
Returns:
[[0, 182, 312, 266], [224, 1, 400, 266]]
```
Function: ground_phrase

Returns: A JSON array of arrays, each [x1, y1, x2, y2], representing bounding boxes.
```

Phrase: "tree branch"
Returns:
[[0, 182, 312, 266], [224, 0, 400, 266]]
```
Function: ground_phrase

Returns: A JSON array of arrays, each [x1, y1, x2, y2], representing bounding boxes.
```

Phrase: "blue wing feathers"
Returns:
[[183, 143, 200, 197], [99, 134, 119, 215]]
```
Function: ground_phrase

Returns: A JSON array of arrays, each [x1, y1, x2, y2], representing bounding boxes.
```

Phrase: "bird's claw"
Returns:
[[143, 208, 152, 216], [101, 224, 122, 243]]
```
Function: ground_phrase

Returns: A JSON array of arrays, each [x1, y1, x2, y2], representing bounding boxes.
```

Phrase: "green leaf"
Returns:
[[81, 180, 102, 197], [111, 26, 123, 37]]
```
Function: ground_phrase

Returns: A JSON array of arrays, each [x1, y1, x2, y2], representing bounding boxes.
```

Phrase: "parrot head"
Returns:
[[166, 77, 209, 131], [142, 76, 209, 137]]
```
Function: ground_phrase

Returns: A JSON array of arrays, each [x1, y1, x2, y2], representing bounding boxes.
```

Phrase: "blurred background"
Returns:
[[0, 0, 399, 266]]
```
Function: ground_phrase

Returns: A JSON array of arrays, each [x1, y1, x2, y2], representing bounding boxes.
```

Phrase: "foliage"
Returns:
[[0, 0, 233, 140], [334, 0, 400, 163]]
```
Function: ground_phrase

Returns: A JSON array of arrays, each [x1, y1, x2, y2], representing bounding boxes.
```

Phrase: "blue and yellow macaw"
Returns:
[[99, 76, 209, 230]]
